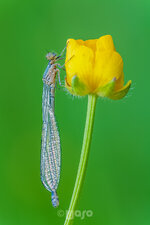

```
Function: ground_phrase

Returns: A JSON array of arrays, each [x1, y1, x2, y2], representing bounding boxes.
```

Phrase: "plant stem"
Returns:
[[64, 94, 97, 225]]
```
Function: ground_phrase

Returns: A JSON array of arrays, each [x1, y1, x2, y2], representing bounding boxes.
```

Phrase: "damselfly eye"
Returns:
[[46, 52, 56, 60]]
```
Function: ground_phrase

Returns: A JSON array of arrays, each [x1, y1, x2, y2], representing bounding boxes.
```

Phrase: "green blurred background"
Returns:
[[0, 0, 150, 224]]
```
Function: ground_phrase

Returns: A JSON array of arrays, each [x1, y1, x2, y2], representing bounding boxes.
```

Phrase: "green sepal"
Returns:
[[71, 75, 88, 96], [109, 80, 131, 100], [65, 80, 75, 95], [97, 78, 116, 97]]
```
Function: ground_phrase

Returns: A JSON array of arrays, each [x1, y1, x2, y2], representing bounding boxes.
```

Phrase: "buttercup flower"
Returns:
[[65, 35, 131, 100]]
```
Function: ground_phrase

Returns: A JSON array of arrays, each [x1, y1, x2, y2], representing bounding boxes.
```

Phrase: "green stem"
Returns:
[[64, 94, 97, 225]]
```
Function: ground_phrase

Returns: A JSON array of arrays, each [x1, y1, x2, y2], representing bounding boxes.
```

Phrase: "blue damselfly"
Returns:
[[41, 48, 65, 207]]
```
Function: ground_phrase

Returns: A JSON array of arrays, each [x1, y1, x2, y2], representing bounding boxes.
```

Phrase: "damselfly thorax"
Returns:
[[42, 52, 64, 86]]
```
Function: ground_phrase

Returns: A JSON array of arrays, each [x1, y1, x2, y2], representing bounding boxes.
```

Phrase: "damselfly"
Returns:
[[41, 48, 65, 207]]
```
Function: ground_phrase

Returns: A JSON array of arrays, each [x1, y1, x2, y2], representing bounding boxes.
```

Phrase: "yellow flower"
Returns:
[[65, 35, 131, 100]]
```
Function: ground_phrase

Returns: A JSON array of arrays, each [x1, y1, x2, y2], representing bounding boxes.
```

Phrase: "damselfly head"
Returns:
[[46, 52, 57, 61]]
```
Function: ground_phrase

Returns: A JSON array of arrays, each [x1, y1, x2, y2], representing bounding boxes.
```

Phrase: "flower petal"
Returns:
[[65, 42, 94, 91], [65, 39, 81, 63], [94, 50, 123, 88], [96, 35, 115, 52], [84, 39, 97, 52], [109, 80, 132, 100], [115, 72, 124, 91]]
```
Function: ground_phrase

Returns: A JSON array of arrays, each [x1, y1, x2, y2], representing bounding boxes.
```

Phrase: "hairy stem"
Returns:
[[64, 94, 97, 225]]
